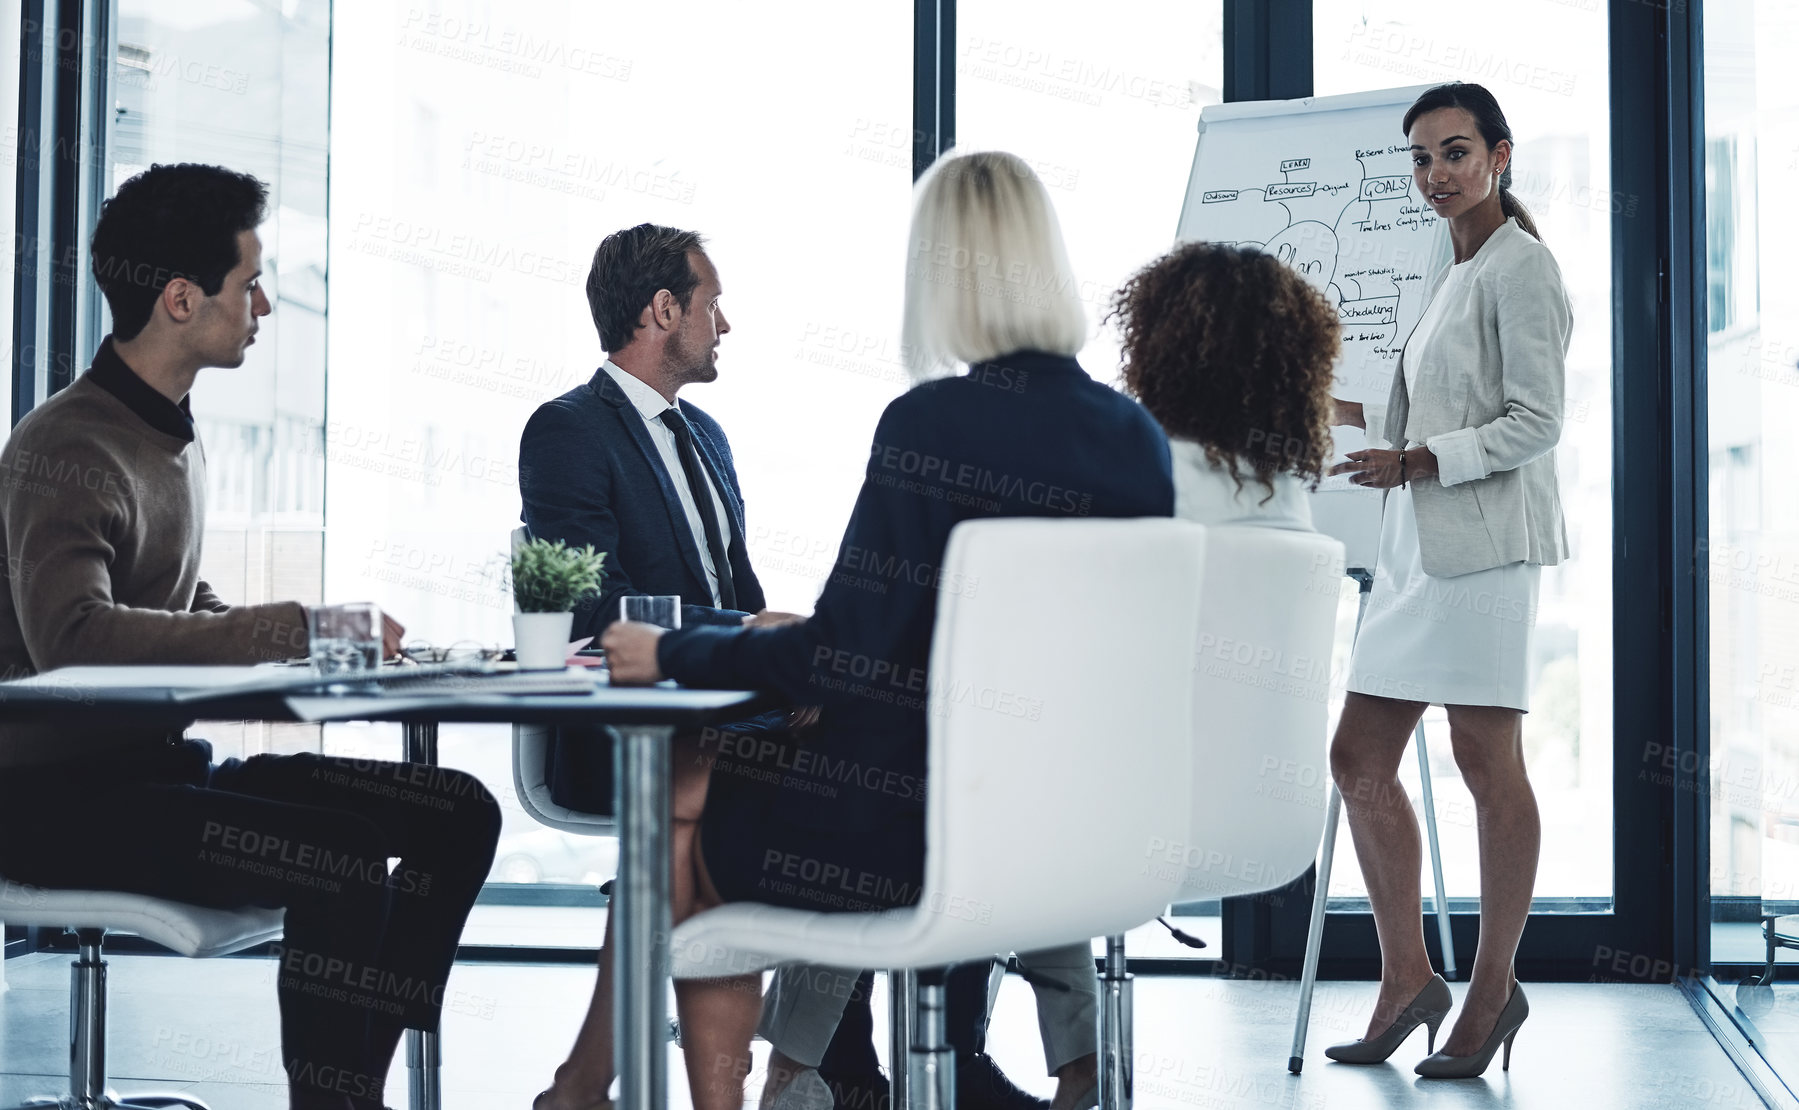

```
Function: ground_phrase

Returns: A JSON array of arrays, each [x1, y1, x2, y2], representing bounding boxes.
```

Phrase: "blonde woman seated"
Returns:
[[1111, 241, 1338, 527], [536, 150, 1176, 1110]]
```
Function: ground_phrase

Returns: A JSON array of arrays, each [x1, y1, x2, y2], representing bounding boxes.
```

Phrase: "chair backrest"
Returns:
[[1179, 526, 1344, 899], [907, 518, 1205, 959], [508, 522, 615, 835]]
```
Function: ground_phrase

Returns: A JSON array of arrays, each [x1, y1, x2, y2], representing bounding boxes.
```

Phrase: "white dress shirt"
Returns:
[[602, 360, 733, 607]]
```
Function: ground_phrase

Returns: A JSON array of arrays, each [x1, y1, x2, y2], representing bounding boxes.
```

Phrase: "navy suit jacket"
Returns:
[[658, 350, 1175, 846], [519, 367, 767, 639], [518, 366, 772, 812]]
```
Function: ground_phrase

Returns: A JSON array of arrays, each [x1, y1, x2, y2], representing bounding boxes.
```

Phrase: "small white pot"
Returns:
[[513, 611, 574, 670]]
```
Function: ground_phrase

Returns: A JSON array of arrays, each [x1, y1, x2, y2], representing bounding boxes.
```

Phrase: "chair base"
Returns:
[[4, 1092, 210, 1110]]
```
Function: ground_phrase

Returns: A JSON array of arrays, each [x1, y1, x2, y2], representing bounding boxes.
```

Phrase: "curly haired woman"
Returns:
[[1111, 241, 1339, 530]]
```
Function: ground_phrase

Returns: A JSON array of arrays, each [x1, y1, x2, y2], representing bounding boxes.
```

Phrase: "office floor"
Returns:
[[0, 952, 1772, 1109]]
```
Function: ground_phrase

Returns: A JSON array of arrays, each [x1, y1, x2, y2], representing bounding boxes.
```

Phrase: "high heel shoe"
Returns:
[[1324, 974, 1453, 1064], [531, 1090, 612, 1110], [1414, 982, 1529, 1078]]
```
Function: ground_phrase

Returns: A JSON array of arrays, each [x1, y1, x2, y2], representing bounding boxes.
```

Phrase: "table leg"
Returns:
[[611, 724, 674, 1110], [404, 721, 443, 1110]]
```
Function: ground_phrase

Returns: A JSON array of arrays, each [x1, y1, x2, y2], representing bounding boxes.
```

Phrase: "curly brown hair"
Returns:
[[1110, 242, 1339, 501]]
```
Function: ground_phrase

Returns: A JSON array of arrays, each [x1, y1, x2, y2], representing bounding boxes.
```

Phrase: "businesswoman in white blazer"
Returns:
[[1327, 83, 1572, 1079]]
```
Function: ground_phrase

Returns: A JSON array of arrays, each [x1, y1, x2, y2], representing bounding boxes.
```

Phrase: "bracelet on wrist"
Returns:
[[1399, 449, 1408, 489]]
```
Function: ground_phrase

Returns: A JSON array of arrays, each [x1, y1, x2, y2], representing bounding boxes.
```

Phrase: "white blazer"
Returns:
[[1364, 218, 1572, 578], [1170, 438, 1314, 531]]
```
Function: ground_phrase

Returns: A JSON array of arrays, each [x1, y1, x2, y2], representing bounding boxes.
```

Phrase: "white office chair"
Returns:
[[669, 518, 1207, 1110], [1094, 526, 1345, 1110], [0, 881, 285, 1110], [509, 524, 617, 837]]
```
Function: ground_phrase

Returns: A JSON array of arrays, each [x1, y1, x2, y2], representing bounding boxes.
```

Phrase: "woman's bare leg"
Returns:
[[1437, 704, 1538, 1056], [535, 734, 722, 1110], [675, 830, 759, 1110], [1329, 692, 1433, 1039]]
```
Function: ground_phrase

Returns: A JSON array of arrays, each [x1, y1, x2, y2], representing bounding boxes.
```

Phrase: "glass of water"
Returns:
[[308, 603, 383, 676], [620, 595, 681, 630]]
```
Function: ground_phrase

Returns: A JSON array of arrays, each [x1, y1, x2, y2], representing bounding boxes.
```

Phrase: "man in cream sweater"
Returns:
[[0, 163, 499, 1110]]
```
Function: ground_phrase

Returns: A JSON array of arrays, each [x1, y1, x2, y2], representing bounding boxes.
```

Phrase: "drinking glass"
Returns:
[[308, 603, 382, 675], [621, 595, 681, 630]]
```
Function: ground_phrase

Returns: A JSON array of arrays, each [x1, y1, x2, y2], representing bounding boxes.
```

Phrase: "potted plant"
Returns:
[[510, 538, 607, 669]]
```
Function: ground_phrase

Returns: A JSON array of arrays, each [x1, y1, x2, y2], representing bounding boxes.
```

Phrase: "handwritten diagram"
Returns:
[[1179, 128, 1446, 400]]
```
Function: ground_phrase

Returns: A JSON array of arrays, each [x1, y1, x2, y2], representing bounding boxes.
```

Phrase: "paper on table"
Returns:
[[285, 670, 599, 720], [8, 666, 284, 688], [565, 636, 603, 667], [1318, 425, 1368, 492], [0, 665, 325, 701], [286, 696, 442, 722]]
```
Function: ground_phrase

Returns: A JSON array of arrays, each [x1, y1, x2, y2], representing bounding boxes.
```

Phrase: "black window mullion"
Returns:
[[1223, 0, 1312, 103], [913, 0, 954, 181], [12, 0, 94, 424], [1663, 0, 1710, 978]]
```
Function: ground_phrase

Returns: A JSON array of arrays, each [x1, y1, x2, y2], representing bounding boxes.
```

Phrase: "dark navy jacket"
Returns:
[[519, 366, 767, 640], [519, 366, 771, 812], [658, 350, 1174, 843]]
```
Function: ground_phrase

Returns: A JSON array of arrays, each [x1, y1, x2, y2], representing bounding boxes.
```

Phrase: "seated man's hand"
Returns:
[[742, 609, 807, 628], [602, 620, 667, 684], [382, 613, 407, 660]]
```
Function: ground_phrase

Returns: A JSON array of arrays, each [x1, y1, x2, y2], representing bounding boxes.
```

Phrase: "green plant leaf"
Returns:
[[509, 539, 608, 613]]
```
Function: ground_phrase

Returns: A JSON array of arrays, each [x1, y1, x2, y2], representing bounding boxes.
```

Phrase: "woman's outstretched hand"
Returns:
[[1330, 447, 1438, 489]]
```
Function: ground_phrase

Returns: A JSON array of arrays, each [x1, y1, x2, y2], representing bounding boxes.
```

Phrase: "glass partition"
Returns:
[[1703, 0, 1799, 1090]]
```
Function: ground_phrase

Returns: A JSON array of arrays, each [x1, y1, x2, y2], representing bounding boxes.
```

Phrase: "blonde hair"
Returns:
[[901, 151, 1089, 381]]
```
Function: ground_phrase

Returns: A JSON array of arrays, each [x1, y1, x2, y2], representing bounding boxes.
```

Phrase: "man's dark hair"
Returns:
[[585, 223, 706, 353], [90, 163, 269, 341]]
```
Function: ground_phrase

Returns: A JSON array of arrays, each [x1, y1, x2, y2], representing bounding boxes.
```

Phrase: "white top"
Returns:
[[602, 360, 732, 607], [1170, 438, 1314, 531]]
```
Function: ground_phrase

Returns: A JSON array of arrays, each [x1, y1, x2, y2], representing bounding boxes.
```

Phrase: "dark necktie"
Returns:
[[658, 408, 738, 610]]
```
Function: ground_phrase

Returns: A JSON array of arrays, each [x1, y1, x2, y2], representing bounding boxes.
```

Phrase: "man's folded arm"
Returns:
[[190, 580, 233, 613]]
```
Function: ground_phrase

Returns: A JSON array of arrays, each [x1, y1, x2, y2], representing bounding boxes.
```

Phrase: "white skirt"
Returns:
[[1344, 484, 1539, 711]]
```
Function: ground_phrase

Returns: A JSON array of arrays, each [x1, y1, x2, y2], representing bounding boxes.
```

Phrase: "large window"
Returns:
[[328, 1, 913, 926], [1704, 0, 1799, 1085], [1312, 0, 1616, 909], [113, 0, 331, 760], [956, 0, 1223, 382]]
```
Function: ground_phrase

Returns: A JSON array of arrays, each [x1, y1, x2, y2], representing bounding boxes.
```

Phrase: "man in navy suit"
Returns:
[[522, 225, 906, 1110], [519, 224, 779, 818]]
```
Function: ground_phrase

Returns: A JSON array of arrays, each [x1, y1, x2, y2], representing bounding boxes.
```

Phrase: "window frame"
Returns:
[[1, 0, 1719, 990]]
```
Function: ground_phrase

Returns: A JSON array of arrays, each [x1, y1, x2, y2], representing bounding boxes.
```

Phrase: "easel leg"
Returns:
[[1289, 570, 1372, 1072]]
